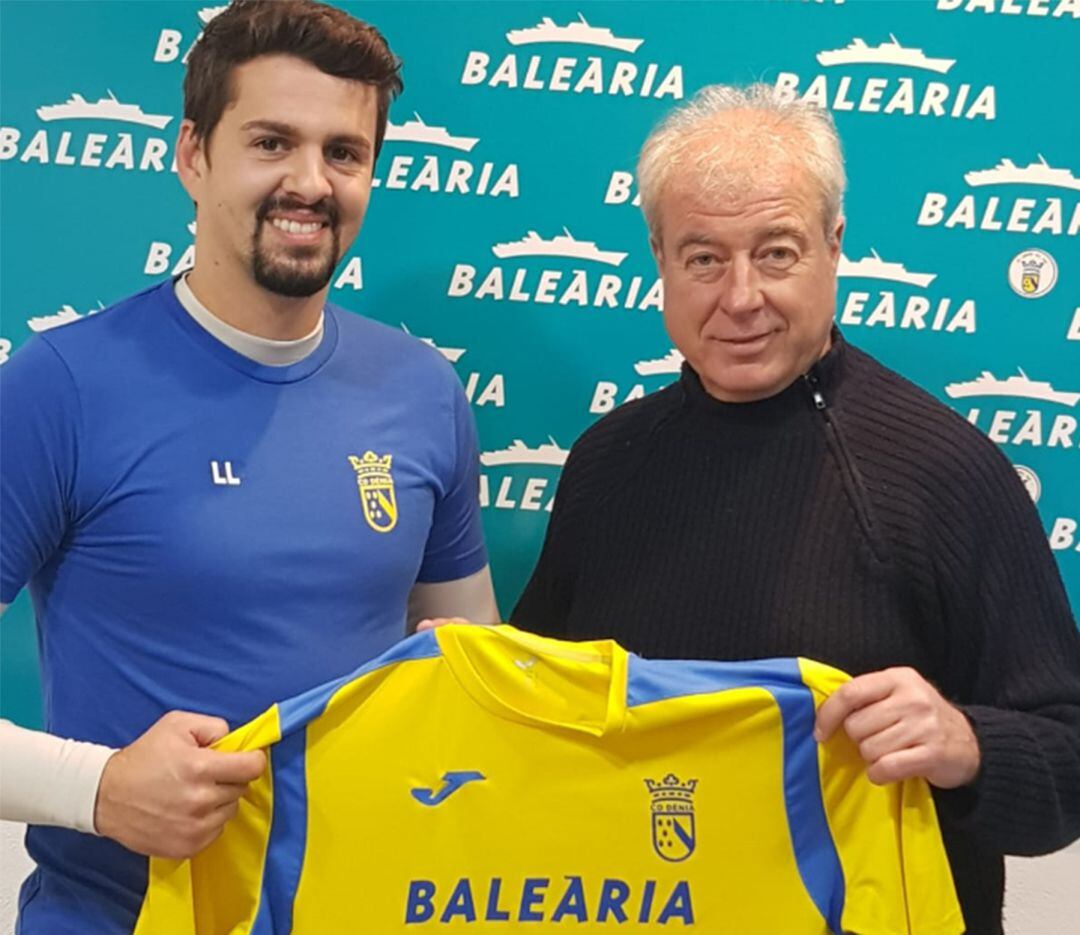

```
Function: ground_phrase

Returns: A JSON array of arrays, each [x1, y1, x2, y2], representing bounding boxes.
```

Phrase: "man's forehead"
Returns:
[[223, 55, 377, 130]]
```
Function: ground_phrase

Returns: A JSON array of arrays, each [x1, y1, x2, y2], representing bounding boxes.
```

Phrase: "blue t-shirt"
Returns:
[[1, 281, 488, 932]]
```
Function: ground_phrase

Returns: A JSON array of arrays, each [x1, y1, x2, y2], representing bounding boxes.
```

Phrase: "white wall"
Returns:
[[1, 821, 1076, 931]]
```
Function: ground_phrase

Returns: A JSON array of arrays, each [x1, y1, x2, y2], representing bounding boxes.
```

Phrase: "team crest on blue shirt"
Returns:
[[646, 774, 698, 862], [348, 452, 398, 533]]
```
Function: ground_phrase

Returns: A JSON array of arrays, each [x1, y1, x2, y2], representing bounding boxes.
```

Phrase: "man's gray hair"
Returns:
[[637, 83, 846, 240]]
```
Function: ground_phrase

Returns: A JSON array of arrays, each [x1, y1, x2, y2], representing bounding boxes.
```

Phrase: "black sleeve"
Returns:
[[931, 437, 1080, 856], [510, 445, 584, 639]]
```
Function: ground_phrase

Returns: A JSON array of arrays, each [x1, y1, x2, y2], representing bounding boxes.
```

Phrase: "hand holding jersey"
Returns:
[[95, 712, 265, 860], [815, 667, 982, 790]]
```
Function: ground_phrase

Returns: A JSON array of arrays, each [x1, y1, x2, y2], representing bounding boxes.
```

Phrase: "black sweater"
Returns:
[[514, 333, 1080, 935]]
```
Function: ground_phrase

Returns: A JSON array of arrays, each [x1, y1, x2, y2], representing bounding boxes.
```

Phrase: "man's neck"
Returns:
[[186, 264, 326, 340]]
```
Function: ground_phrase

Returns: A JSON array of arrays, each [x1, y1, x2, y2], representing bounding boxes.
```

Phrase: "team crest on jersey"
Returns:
[[348, 452, 398, 533], [645, 773, 697, 862]]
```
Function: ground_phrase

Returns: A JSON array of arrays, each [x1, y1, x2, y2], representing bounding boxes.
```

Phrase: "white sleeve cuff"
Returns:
[[0, 719, 117, 833]]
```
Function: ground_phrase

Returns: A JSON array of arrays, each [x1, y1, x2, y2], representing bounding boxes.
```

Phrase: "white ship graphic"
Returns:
[[384, 114, 479, 153], [816, 35, 955, 74], [27, 302, 104, 333], [400, 324, 466, 363], [198, 6, 228, 25], [837, 249, 936, 288], [491, 228, 627, 266], [481, 438, 569, 467], [944, 369, 1079, 406], [506, 13, 644, 53], [634, 348, 685, 376], [36, 91, 173, 129], [963, 156, 1080, 192]]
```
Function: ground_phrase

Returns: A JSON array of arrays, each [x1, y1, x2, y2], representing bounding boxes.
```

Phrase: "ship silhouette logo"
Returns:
[[506, 13, 644, 53], [27, 302, 105, 333], [36, 91, 173, 129], [944, 369, 1078, 407], [400, 324, 466, 363], [964, 156, 1080, 192], [384, 114, 479, 153], [816, 35, 955, 74], [491, 228, 627, 266], [634, 349, 685, 376], [480, 438, 569, 467], [198, 6, 227, 25], [837, 249, 937, 287]]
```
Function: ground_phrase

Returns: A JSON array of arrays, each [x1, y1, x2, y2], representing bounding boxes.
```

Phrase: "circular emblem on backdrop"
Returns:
[[1008, 249, 1057, 299], [1014, 465, 1041, 503]]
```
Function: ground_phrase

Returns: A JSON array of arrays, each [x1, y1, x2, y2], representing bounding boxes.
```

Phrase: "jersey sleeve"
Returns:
[[415, 379, 487, 583], [0, 337, 81, 604]]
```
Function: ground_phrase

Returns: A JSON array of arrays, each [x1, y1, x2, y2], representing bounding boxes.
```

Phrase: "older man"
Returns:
[[513, 85, 1080, 934]]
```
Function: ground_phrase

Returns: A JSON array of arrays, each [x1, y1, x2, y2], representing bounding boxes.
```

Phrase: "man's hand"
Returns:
[[94, 711, 266, 859], [814, 667, 981, 789]]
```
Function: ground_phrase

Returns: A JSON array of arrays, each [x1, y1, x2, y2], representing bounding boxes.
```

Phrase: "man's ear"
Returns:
[[175, 119, 207, 203], [649, 232, 664, 272], [828, 216, 845, 266]]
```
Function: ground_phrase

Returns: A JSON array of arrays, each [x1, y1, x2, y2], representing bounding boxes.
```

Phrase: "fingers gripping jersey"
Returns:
[[135, 626, 963, 934]]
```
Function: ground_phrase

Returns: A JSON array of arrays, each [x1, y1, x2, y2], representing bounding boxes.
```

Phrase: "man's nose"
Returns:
[[718, 256, 765, 317], [282, 148, 334, 204]]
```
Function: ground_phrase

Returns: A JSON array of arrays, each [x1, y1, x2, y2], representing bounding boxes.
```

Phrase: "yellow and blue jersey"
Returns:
[[136, 625, 964, 933]]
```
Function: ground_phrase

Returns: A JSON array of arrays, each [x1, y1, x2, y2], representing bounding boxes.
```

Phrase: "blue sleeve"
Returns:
[[416, 379, 487, 583], [0, 337, 80, 604]]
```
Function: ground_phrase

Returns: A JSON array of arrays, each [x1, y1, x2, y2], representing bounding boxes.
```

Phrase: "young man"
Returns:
[[0, 3, 497, 931]]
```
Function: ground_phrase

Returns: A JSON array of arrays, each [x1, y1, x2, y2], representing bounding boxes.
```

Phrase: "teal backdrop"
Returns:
[[2, 0, 1077, 728]]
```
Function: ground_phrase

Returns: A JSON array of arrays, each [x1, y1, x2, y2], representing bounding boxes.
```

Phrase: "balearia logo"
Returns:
[[372, 113, 519, 199], [918, 155, 1080, 236], [27, 302, 105, 333], [775, 33, 996, 121], [448, 228, 663, 312], [153, 5, 226, 65], [604, 170, 642, 208], [400, 324, 505, 408], [0, 87, 176, 173], [1050, 517, 1080, 553], [1008, 249, 1058, 298], [945, 367, 1079, 448], [479, 437, 568, 512], [837, 248, 976, 334], [591, 348, 683, 413], [144, 221, 365, 290], [461, 13, 684, 99], [936, 0, 1079, 18], [1014, 465, 1041, 502]]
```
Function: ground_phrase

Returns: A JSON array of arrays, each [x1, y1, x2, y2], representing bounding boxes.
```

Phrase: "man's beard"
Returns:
[[251, 196, 341, 298]]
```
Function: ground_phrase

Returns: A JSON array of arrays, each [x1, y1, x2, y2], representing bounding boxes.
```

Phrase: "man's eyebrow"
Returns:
[[760, 224, 808, 242], [239, 121, 372, 151], [674, 232, 720, 253], [240, 119, 296, 136]]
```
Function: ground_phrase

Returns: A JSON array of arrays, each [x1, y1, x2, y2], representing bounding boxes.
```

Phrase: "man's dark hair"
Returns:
[[184, 0, 403, 157]]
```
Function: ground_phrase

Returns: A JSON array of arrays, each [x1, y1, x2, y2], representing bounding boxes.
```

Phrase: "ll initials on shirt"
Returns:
[[210, 460, 242, 486]]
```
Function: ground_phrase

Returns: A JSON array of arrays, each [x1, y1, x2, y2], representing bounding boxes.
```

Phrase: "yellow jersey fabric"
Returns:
[[135, 625, 963, 933]]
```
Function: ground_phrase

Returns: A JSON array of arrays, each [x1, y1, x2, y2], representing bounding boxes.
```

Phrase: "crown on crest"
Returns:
[[349, 451, 393, 475], [644, 773, 698, 803], [1021, 255, 1045, 274]]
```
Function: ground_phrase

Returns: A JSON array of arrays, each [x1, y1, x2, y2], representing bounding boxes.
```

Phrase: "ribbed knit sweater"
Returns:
[[513, 332, 1080, 935]]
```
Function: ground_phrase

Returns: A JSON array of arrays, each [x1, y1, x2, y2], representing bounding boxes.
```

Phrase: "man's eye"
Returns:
[[328, 146, 358, 163], [763, 247, 796, 264], [688, 254, 716, 267], [255, 138, 285, 152]]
